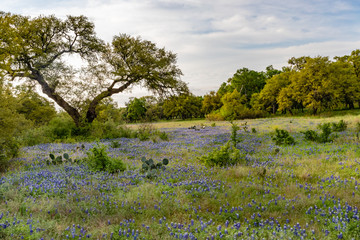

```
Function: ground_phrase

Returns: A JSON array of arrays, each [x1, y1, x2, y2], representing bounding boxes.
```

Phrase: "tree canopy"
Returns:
[[0, 12, 188, 126]]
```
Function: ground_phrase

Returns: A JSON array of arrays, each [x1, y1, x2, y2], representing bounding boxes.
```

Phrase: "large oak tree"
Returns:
[[0, 12, 188, 126]]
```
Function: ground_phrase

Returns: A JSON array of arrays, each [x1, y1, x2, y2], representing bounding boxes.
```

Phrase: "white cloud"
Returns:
[[3, 0, 360, 106]]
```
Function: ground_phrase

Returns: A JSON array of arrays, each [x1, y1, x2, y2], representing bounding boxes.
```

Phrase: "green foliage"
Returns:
[[272, 129, 295, 145], [302, 122, 337, 143], [158, 131, 169, 141], [15, 86, 57, 125], [201, 91, 222, 115], [86, 143, 126, 173], [230, 121, 240, 146], [226, 67, 267, 105], [47, 115, 77, 140], [302, 130, 318, 142], [140, 157, 169, 178], [331, 119, 347, 132], [126, 97, 147, 122], [163, 94, 203, 120], [0, 13, 188, 126], [356, 122, 360, 132], [201, 141, 244, 167], [317, 123, 336, 143], [90, 119, 132, 139]]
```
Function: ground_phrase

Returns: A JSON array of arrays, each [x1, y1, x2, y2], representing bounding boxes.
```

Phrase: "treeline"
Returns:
[[122, 49, 360, 122]]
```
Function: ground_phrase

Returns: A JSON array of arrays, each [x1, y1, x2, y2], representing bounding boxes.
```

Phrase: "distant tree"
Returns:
[[226, 67, 266, 105], [257, 71, 292, 114], [163, 94, 203, 120], [201, 91, 222, 115], [219, 89, 247, 120], [143, 96, 165, 122], [0, 12, 188, 127], [334, 50, 360, 108], [328, 59, 360, 109], [93, 98, 122, 123], [126, 97, 147, 122], [264, 65, 282, 79], [279, 56, 334, 114]]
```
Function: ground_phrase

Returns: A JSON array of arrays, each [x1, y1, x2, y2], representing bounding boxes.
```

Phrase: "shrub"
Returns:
[[272, 129, 295, 145], [331, 120, 347, 132], [201, 141, 244, 167], [302, 130, 318, 141], [158, 131, 169, 141], [230, 121, 240, 146], [19, 126, 52, 146], [90, 119, 133, 139], [318, 123, 336, 143], [47, 116, 76, 139], [136, 123, 154, 141], [0, 138, 20, 172], [86, 143, 126, 173], [0, 154, 9, 172], [302, 123, 337, 143], [107, 157, 126, 173]]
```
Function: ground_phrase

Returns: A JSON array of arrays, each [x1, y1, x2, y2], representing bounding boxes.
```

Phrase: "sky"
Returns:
[[3, 0, 360, 106]]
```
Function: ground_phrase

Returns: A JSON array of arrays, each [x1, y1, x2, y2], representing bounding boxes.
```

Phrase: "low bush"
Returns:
[[272, 129, 295, 145], [201, 141, 244, 167], [318, 123, 335, 143], [86, 143, 126, 173], [0, 138, 20, 172], [302, 130, 318, 141], [331, 119, 347, 132], [90, 119, 134, 139], [302, 122, 337, 143]]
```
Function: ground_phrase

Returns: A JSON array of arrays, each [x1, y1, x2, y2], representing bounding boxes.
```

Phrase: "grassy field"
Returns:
[[1, 114, 360, 239]]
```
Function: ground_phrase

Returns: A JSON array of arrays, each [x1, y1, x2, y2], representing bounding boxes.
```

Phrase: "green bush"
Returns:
[[0, 154, 9, 172], [230, 121, 240, 146], [19, 126, 52, 146], [302, 123, 337, 143], [302, 130, 318, 141], [86, 143, 126, 173], [318, 123, 336, 143], [201, 141, 244, 167], [0, 138, 20, 172], [90, 119, 134, 139], [47, 116, 76, 139], [107, 157, 126, 173], [272, 129, 295, 145], [158, 131, 169, 141], [331, 120, 347, 132]]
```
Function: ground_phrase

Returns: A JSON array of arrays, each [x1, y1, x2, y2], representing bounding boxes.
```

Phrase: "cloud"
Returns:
[[3, 0, 360, 106]]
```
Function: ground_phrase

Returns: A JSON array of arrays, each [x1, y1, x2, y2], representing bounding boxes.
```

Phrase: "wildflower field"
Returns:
[[1, 115, 360, 240]]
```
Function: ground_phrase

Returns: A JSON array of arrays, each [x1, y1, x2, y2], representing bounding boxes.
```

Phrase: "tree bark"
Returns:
[[85, 80, 134, 124], [33, 72, 82, 126]]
